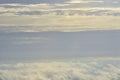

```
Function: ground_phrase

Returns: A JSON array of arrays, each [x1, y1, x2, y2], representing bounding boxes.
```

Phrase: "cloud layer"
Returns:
[[0, 16, 120, 32], [0, 58, 120, 80], [0, 0, 120, 32], [0, 3, 120, 16]]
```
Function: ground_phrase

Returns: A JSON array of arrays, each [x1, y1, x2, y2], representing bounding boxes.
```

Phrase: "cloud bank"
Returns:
[[0, 58, 120, 80]]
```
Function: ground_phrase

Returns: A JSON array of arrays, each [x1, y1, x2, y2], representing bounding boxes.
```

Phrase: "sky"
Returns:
[[0, 0, 120, 61]]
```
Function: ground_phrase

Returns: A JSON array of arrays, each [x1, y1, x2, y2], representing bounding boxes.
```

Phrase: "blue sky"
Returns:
[[0, 30, 120, 61]]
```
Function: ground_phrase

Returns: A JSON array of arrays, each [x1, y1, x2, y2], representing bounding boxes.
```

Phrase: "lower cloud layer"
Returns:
[[0, 58, 120, 80]]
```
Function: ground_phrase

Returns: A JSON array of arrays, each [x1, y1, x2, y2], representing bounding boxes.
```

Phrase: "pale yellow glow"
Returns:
[[0, 15, 120, 32]]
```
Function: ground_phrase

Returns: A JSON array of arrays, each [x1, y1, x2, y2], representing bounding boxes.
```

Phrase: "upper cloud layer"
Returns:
[[0, 0, 120, 32], [0, 3, 120, 16], [0, 0, 120, 16]]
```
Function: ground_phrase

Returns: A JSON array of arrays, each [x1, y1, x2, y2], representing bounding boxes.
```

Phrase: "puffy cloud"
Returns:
[[0, 57, 120, 80]]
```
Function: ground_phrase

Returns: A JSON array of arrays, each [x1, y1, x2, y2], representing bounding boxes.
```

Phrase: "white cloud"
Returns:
[[0, 57, 120, 80]]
